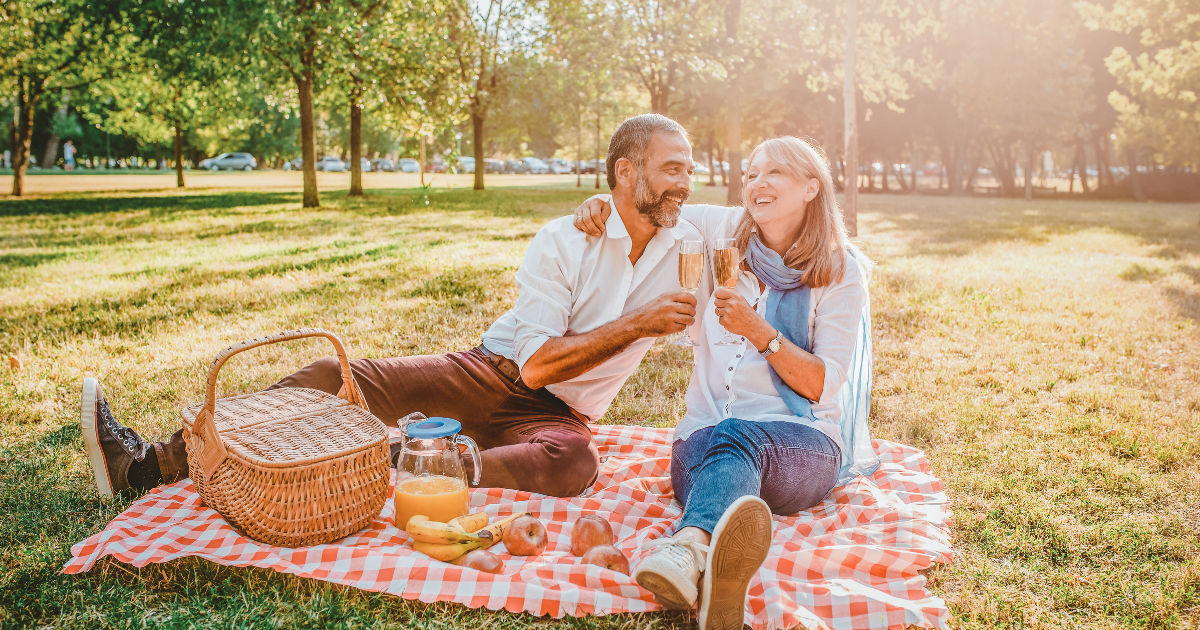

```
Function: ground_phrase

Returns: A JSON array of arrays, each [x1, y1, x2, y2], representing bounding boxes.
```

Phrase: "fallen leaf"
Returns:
[[1101, 429, 1118, 437], [1158, 419, 1176, 427], [6, 356, 21, 371]]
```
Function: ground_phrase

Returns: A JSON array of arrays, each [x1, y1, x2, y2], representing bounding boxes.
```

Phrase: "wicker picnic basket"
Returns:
[[180, 329, 390, 548]]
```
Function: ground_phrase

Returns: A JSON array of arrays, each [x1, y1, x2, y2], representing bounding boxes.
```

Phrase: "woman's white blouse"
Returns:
[[673, 205, 870, 450]]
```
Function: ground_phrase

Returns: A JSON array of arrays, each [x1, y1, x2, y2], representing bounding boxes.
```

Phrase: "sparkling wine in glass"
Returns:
[[673, 240, 704, 347], [712, 238, 741, 346]]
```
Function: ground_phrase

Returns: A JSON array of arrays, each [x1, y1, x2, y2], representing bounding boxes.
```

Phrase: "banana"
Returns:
[[448, 512, 489, 533], [406, 515, 489, 544], [475, 512, 532, 549], [413, 539, 484, 562]]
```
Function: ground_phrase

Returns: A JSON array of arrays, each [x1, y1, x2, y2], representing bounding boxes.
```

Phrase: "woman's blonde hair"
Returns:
[[733, 136, 866, 288]]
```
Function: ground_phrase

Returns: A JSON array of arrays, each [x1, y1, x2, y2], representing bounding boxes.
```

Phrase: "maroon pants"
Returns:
[[158, 348, 600, 497]]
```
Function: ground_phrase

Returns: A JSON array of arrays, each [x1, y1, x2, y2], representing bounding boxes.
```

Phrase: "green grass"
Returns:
[[1, 185, 1198, 629]]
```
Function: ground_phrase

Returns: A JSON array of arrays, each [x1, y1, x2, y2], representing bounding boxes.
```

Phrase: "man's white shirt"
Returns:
[[482, 199, 704, 420]]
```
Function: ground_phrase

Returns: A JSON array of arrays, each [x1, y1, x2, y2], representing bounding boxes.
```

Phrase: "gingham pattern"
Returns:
[[65, 425, 953, 629]]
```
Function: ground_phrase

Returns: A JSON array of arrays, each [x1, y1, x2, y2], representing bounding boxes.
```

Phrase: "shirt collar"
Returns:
[[608, 196, 691, 244]]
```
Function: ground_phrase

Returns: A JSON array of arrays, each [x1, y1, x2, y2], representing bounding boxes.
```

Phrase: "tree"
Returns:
[[0, 0, 132, 195], [1079, 0, 1200, 171]]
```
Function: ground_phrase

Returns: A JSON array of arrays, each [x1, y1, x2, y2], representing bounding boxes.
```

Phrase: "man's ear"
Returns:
[[614, 158, 637, 189]]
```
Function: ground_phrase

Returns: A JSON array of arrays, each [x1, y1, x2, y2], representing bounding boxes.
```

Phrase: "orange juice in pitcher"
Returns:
[[394, 474, 469, 528], [392, 416, 481, 528]]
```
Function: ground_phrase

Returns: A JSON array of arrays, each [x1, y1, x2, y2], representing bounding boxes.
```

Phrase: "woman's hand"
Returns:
[[572, 194, 612, 236], [713, 287, 776, 349]]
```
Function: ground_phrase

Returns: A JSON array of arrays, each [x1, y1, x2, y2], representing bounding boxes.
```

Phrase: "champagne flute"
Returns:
[[673, 240, 704, 347], [711, 238, 741, 346]]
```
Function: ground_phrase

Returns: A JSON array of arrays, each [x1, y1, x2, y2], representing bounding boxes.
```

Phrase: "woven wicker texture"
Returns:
[[180, 329, 390, 548]]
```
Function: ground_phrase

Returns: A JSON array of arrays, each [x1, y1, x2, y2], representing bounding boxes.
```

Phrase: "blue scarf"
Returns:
[[744, 232, 879, 486]]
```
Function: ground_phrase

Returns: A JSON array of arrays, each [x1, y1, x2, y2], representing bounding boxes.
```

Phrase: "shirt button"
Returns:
[[728, 367, 733, 371], [726, 385, 730, 390], [735, 354, 741, 358]]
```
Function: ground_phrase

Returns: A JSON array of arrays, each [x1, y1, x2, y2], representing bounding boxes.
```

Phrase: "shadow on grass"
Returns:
[[0, 192, 299, 218]]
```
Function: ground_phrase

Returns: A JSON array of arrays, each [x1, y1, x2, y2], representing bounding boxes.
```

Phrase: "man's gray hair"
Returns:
[[606, 114, 687, 189]]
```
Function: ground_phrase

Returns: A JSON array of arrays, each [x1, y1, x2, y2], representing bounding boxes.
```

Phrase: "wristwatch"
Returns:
[[760, 330, 785, 357]]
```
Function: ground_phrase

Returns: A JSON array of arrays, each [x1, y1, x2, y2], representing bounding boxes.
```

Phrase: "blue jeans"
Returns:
[[672, 418, 841, 533]]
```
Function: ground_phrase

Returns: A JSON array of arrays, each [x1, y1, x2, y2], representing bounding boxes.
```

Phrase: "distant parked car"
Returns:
[[547, 158, 575, 174], [360, 157, 372, 172], [398, 158, 420, 173], [371, 158, 396, 172], [288, 157, 303, 171], [693, 161, 710, 176], [458, 157, 476, 174], [315, 156, 346, 172], [484, 159, 506, 174], [198, 152, 257, 172], [581, 158, 606, 175], [426, 159, 447, 173], [513, 157, 550, 174]]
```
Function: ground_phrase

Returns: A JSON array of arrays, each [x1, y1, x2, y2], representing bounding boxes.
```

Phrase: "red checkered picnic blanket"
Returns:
[[64, 425, 953, 629]]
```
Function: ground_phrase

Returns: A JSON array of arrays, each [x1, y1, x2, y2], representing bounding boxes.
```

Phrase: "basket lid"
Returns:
[[406, 417, 461, 439]]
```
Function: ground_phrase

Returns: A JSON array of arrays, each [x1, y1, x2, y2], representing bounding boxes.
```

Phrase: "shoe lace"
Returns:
[[639, 536, 710, 572], [99, 399, 147, 462]]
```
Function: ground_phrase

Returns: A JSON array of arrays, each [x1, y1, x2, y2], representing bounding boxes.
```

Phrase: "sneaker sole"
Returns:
[[80, 378, 113, 498], [698, 496, 773, 630], [635, 569, 696, 611]]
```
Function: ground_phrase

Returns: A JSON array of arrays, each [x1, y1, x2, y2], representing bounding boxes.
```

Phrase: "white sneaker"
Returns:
[[634, 534, 709, 611], [698, 495, 773, 630]]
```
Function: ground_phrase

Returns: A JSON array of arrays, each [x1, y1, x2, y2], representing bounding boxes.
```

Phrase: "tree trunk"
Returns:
[[594, 112, 601, 190], [881, 156, 890, 191], [717, 144, 726, 187], [943, 142, 961, 196], [576, 112, 582, 188], [892, 161, 908, 192], [909, 152, 919, 192], [473, 109, 485, 191], [11, 76, 40, 197], [706, 134, 716, 186], [1024, 134, 1034, 200], [297, 67, 319, 208], [174, 122, 185, 188], [349, 95, 363, 196], [843, 0, 858, 235], [1126, 149, 1146, 202], [420, 133, 427, 187], [41, 93, 69, 169], [725, 76, 743, 206]]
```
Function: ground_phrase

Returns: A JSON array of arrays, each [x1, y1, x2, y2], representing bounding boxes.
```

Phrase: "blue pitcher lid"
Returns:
[[405, 417, 462, 439]]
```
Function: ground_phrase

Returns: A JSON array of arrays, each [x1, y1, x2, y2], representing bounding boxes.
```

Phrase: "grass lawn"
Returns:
[[0, 183, 1197, 629]]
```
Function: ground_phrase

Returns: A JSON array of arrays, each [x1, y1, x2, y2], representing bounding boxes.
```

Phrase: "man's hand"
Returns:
[[632, 291, 698, 337], [521, 290, 697, 389], [573, 195, 613, 237]]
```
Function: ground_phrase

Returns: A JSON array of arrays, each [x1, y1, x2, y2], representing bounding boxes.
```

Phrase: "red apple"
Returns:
[[582, 544, 629, 575], [502, 515, 548, 556], [456, 549, 504, 574], [570, 514, 616, 557]]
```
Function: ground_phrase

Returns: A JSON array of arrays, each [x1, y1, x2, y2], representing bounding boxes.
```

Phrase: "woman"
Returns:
[[572, 136, 878, 630]]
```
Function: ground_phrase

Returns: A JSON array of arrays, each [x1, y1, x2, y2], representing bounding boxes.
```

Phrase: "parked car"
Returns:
[[458, 157, 476, 174], [484, 159, 506, 174], [198, 152, 257, 171], [426, 159, 447, 173], [288, 157, 303, 171], [398, 158, 420, 173], [501, 160, 519, 173], [511, 157, 548, 174], [547, 158, 575, 174], [581, 158, 606, 175], [693, 161, 710, 176], [315, 156, 346, 172], [360, 157, 372, 172], [371, 158, 396, 172]]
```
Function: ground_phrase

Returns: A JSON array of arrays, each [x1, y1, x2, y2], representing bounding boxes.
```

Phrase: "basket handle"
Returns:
[[188, 328, 370, 478]]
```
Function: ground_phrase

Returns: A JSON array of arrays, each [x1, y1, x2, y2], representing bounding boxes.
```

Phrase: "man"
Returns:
[[81, 113, 703, 498], [63, 141, 76, 171]]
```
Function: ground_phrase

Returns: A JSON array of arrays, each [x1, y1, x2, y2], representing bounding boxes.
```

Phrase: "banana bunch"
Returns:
[[406, 511, 531, 562]]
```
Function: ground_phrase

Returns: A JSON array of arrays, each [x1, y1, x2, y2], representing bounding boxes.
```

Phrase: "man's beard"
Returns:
[[633, 171, 688, 228]]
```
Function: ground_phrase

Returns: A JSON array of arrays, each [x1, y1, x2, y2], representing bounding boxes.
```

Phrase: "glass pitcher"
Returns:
[[392, 415, 482, 529]]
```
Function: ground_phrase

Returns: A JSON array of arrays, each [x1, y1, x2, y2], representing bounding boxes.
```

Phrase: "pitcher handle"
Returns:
[[457, 434, 482, 486]]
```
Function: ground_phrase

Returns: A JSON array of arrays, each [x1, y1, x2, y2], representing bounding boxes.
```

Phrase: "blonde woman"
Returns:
[[572, 136, 878, 630]]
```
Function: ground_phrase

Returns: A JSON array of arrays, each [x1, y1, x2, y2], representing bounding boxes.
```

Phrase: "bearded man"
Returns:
[[81, 113, 705, 499]]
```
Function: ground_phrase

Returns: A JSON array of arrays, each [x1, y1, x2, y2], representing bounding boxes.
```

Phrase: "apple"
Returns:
[[502, 515, 548, 556], [570, 514, 615, 557], [456, 549, 504, 574], [582, 544, 629, 575]]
